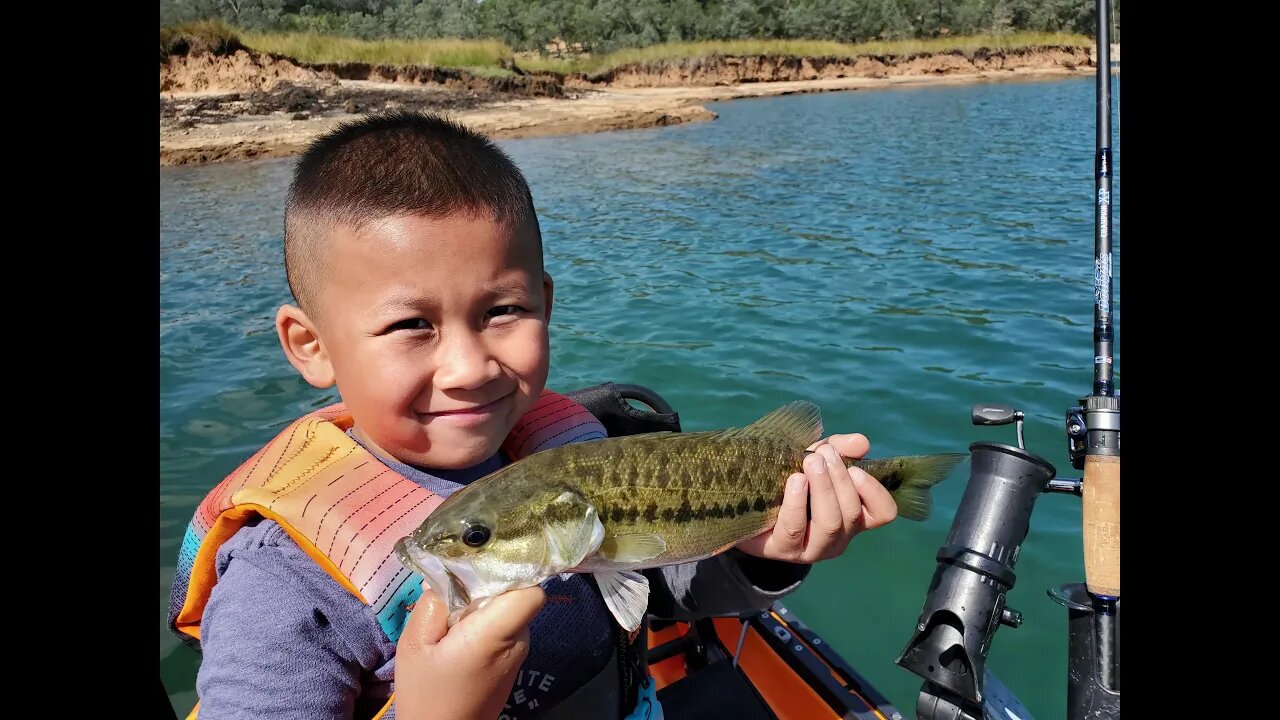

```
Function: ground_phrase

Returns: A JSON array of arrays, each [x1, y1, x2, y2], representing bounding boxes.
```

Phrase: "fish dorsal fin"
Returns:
[[718, 401, 823, 448]]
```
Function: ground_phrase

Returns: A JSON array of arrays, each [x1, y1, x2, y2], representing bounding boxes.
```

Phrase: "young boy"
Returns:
[[167, 111, 899, 720]]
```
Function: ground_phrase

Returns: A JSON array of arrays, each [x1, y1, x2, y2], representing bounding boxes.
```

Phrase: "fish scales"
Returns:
[[511, 431, 800, 563]]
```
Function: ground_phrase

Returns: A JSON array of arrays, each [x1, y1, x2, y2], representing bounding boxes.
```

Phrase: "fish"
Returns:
[[395, 401, 967, 632]]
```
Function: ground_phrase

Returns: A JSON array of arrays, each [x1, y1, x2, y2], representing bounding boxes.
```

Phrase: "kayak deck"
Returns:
[[649, 602, 905, 720]]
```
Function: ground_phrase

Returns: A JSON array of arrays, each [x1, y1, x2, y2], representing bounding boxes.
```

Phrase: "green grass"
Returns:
[[238, 32, 513, 68], [518, 33, 1091, 75], [161, 25, 1089, 78]]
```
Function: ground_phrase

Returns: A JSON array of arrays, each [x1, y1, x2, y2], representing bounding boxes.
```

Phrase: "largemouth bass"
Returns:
[[395, 401, 966, 631]]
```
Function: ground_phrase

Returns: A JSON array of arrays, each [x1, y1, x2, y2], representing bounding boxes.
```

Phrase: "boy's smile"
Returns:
[[420, 394, 513, 424], [277, 211, 553, 470]]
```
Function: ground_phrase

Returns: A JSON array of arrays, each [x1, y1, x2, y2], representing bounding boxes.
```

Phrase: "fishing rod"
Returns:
[[1053, 0, 1120, 711], [892, 1, 1120, 718]]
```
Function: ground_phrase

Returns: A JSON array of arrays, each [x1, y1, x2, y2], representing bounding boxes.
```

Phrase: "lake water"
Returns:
[[160, 73, 1120, 719]]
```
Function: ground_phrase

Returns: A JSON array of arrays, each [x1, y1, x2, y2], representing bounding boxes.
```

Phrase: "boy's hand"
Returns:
[[736, 433, 898, 563], [394, 584, 546, 720]]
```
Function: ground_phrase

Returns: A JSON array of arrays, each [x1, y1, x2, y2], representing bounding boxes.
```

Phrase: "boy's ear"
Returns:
[[276, 305, 336, 388], [542, 272, 554, 322]]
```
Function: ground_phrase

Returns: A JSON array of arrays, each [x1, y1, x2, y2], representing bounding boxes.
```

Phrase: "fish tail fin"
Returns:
[[852, 453, 968, 522]]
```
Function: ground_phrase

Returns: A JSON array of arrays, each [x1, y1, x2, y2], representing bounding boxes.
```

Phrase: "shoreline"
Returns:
[[161, 53, 1108, 167]]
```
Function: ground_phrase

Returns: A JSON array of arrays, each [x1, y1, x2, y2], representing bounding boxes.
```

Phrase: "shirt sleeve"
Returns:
[[195, 521, 394, 720]]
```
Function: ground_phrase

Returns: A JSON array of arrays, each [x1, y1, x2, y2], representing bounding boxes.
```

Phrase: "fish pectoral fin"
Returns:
[[543, 491, 607, 569], [598, 533, 668, 563], [596, 570, 650, 633]]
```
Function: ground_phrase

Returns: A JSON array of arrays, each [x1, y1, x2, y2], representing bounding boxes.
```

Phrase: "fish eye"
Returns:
[[462, 522, 491, 548]]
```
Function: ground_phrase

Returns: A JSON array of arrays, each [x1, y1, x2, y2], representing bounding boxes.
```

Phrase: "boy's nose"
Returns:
[[435, 332, 502, 390]]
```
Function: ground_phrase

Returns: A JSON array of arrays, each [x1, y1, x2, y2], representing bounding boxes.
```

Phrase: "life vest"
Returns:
[[167, 389, 609, 719]]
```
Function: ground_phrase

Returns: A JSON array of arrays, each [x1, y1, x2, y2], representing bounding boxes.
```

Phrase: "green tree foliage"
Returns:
[[159, 0, 1119, 51]]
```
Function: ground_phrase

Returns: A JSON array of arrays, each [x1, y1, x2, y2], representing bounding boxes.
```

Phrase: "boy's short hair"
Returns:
[[284, 111, 542, 314]]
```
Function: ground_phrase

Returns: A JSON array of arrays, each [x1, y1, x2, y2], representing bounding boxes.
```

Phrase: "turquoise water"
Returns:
[[160, 75, 1119, 718]]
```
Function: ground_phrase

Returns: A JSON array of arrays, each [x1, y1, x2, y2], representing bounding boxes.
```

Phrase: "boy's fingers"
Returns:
[[771, 473, 811, 561], [820, 444, 862, 536], [852, 467, 899, 529], [455, 585, 547, 646], [825, 433, 870, 460], [400, 584, 449, 648], [805, 452, 844, 546], [393, 586, 541, 720]]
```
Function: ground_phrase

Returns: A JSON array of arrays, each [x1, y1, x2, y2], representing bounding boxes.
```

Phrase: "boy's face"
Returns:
[[281, 211, 553, 470]]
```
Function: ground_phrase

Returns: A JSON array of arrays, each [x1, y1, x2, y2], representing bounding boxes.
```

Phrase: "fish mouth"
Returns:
[[395, 537, 472, 621]]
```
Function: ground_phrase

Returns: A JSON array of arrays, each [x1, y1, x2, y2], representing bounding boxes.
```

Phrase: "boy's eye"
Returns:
[[387, 318, 432, 332], [487, 305, 525, 319]]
